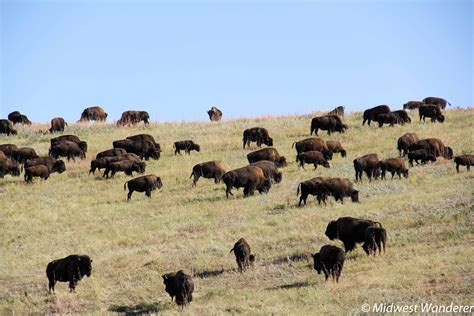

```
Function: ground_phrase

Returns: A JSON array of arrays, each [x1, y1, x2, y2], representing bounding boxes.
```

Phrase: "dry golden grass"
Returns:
[[0, 108, 473, 314]]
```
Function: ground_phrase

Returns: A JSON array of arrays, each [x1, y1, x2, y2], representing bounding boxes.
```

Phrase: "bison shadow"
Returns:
[[266, 281, 312, 291], [108, 302, 168, 314], [266, 253, 311, 266], [194, 267, 229, 279]]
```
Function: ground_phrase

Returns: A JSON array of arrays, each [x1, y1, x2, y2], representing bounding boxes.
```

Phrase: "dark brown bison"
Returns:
[[230, 238, 255, 272], [173, 140, 200, 155], [315, 178, 359, 205], [0, 158, 21, 178], [392, 110, 411, 124], [0, 119, 17, 135], [326, 140, 346, 157], [95, 148, 128, 159], [247, 148, 287, 168], [11, 147, 38, 163], [79, 106, 108, 121], [124, 174, 163, 200], [310, 115, 347, 135], [113, 139, 160, 160], [408, 149, 437, 167], [49, 117, 67, 133], [126, 134, 160, 150], [0, 144, 19, 157], [313, 245, 345, 282], [397, 133, 419, 156], [242, 127, 273, 149], [90, 154, 140, 175], [222, 166, 271, 198], [422, 96, 450, 109], [362, 105, 391, 126], [117, 110, 150, 126], [374, 112, 400, 127], [49, 141, 85, 161], [190, 160, 226, 187], [380, 158, 409, 179], [292, 137, 333, 160], [24, 157, 66, 173], [46, 255, 92, 293], [207, 106, 222, 121], [408, 138, 453, 160], [50, 135, 88, 152], [325, 217, 382, 252], [8, 111, 31, 125], [162, 270, 194, 306], [24, 165, 51, 183], [326, 106, 345, 116], [353, 153, 380, 181], [362, 226, 387, 256], [419, 104, 445, 123], [454, 154, 473, 173], [296, 176, 331, 206], [103, 160, 146, 179], [403, 101, 424, 110], [250, 160, 282, 183], [296, 151, 330, 170]]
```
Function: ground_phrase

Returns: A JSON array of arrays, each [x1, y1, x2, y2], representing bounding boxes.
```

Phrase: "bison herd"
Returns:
[[1, 98, 472, 308]]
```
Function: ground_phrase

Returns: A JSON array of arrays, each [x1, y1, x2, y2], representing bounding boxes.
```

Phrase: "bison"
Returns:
[[126, 134, 160, 150], [310, 115, 347, 135], [11, 147, 38, 164], [49, 141, 85, 161], [0, 119, 18, 135], [326, 140, 346, 157], [230, 238, 255, 272], [403, 101, 424, 110], [124, 174, 163, 200], [353, 153, 380, 181], [24, 165, 51, 183], [296, 176, 331, 207], [79, 106, 108, 121], [315, 178, 359, 205], [117, 110, 150, 126], [162, 270, 194, 306], [397, 133, 419, 156], [408, 138, 453, 160], [250, 160, 282, 183], [90, 154, 140, 175], [374, 112, 400, 127], [49, 117, 67, 133], [326, 106, 345, 116], [454, 154, 473, 173], [24, 157, 66, 173], [408, 149, 437, 167], [313, 245, 345, 282], [362, 105, 391, 126], [95, 148, 128, 159], [0, 144, 19, 157], [207, 106, 222, 121], [296, 151, 330, 170], [325, 217, 382, 252], [8, 111, 31, 125], [422, 96, 450, 109], [292, 137, 333, 160], [247, 148, 287, 168], [46, 254, 92, 293], [103, 160, 146, 179], [0, 157, 21, 178], [190, 160, 226, 187], [113, 139, 160, 160], [380, 158, 409, 179], [362, 226, 387, 256], [392, 110, 411, 124], [222, 166, 271, 198], [242, 127, 273, 149], [50, 135, 88, 153], [173, 140, 200, 155], [419, 104, 445, 123]]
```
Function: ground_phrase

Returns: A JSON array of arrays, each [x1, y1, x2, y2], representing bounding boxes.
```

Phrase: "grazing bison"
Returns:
[[49, 141, 85, 161], [392, 110, 411, 124], [222, 166, 271, 198], [315, 178, 359, 205], [353, 153, 380, 181], [50, 135, 88, 153], [296, 151, 330, 170], [103, 160, 146, 179], [454, 154, 473, 173], [173, 140, 200, 155], [8, 111, 31, 125], [326, 140, 346, 158], [403, 101, 424, 110], [310, 115, 347, 135], [362, 105, 391, 126], [0, 119, 17, 135], [380, 158, 409, 179], [126, 134, 160, 150], [117, 110, 150, 126], [24, 165, 51, 183], [230, 238, 255, 272], [207, 106, 222, 121], [326, 106, 345, 116], [419, 104, 445, 123], [113, 139, 160, 160], [408, 138, 453, 160], [408, 149, 437, 167], [49, 117, 67, 133], [124, 174, 163, 200], [362, 226, 387, 256], [313, 245, 345, 282], [292, 137, 333, 160], [247, 148, 287, 168], [422, 96, 450, 109], [79, 106, 107, 122], [397, 133, 419, 156], [250, 160, 282, 183], [90, 154, 140, 175], [11, 147, 38, 163], [162, 271, 194, 306], [374, 112, 400, 127], [24, 157, 66, 173], [96, 148, 128, 159], [325, 217, 382, 252], [0, 158, 21, 178], [242, 127, 273, 149], [296, 176, 331, 207], [0, 144, 19, 157], [190, 160, 226, 187], [46, 255, 92, 293]]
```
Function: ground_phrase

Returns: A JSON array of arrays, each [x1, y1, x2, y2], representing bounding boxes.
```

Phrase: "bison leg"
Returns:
[[127, 190, 133, 201], [298, 193, 307, 207], [225, 185, 233, 198], [467, 165, 470, 171], [192, 174, 200, 187], [313, 163, 318, 170], [145, 189, 152, 198], [343, 241, 355, 253]]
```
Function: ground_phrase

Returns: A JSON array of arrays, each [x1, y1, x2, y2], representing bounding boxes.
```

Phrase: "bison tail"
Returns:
[[229, 247, 235, 253], [374, 221, 383, 228], [124, 181, 129, 191], [297, 183, 301, 196], [291, 142, 296, 148], [189, 170, 195, 179]]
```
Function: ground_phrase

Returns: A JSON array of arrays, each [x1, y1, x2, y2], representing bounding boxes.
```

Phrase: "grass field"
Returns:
[[0, 108, 473, 314]]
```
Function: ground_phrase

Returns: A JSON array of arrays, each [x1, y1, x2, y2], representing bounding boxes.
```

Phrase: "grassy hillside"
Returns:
[[1, 108, 473, 314]]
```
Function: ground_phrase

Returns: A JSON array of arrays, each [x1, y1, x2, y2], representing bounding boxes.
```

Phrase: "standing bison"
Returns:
[[24, 157, 66, 174], [362, 105, 391, 126], [79, 106, 108, 121], [392, 110, 411, 124], [0, 144, 19, 157], [326, 140, 346, 158], [292, 137, 333, 160], [46, 254, 92, 293], [242, 127, 273, 149], [408, 149, 437, 167], [8, 111, 31, 125], [113, 139, 160, 160], [353, 153, 380, 181], [362, 226, 387, 256], [207, 106, 222, 121], [408, 138, 453, 160], [380, 158, 409, 179], [173, 140, 200, 155], [247, 148, 287, 168], [312, 245, 345, 282], [314, 178, 359, 205], [162, 270, 194, 306], [49, 117, 67, 133], [403, 101, 424, 110], [310, 115, 347, 135], [296, 151, 330, 170], [124, 174, 163, 200], [190, 160, 226, 187], [49, 141, 86, 161], [0, 158, 21, 178], [397, 133, 419, 156], [296, 176, 331, 207], [50, 135, 88, 153], [250, 160, 282, 183], [422, 96, 450, 109], [419, 105, 445, 123], [222, 166, 271, 198], [25, 162, 65, 182], [117, 110, 150, 126], [325, 217, 382, 253], [230, 238, 255, 272], [454, 154, 473, 173], [0, 119, 18, 135]]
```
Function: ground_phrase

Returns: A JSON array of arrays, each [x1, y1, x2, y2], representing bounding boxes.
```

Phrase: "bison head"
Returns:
[[443, 147, 453, 160], [249, 254, 256, 267], [322, 161, 330, 168], [322, 149, 333, 161], [162, 272, 176, 298], [312, 253, 322, 274], [258, 179, 272, 194], [362, 242, 371, 255], [351, 190, 360, 202], [429, 154, 437, 162], [273, 171, 283, 183], [264, 137, 273, 147], [155, 177, 163, 190], [138, 162, 146, 173], [402, 169, 409, 178], [340, 149, 347, 157], [436, 114, 445, 123], [78, 255, 92, 278], [193, 144, 201, 152], [325, 221, 338, 240], [276, 156, 287, 168], [53, 160, 66, 173], [78, 141, 88, 153]]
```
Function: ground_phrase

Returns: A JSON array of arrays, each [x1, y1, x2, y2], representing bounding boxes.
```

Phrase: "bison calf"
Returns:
[[46, 255, 92, 293], [454, 154, 473, 173], [174, 140, 200, 155], [190, 160, 226, 187], [362, 226, 387, 256], [247, 148, 287, 168], [24, 165, 50, 183], [230, 238, 255, 272], [313, 245, 345, 282], [162, 270, 194, 306], [124, 174, 163, 200], [296, 151, 330, 170], [104, 160, 146, 179], [407, 149, 437, 167]]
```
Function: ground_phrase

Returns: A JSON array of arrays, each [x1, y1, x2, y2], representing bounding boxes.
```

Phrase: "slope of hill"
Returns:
[[1, 108, 473, 314]]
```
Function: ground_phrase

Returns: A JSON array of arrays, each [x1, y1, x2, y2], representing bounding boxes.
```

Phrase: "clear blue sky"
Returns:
[[1, 0, 472, 123]]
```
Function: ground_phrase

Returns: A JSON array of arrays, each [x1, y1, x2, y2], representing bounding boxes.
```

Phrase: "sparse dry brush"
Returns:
[[0, 109, 473, 314]]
